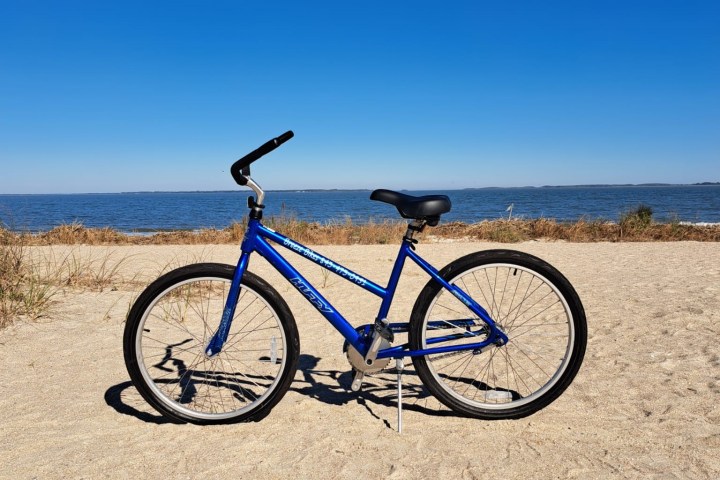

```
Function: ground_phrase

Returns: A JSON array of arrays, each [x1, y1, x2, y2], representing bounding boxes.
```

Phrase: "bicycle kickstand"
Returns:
[[396, 357, 404, 433]]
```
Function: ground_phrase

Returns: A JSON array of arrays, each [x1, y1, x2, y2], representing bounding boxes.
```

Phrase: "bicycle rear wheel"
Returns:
[[409, 250, 586, 419], [123, 263, 299, 424]]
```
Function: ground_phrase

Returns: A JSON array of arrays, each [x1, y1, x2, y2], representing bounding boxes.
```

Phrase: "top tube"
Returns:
[[257, 224, 388, 299]]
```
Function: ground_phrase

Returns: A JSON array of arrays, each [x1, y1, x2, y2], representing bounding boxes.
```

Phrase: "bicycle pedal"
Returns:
[[350, 371, 364, 392]]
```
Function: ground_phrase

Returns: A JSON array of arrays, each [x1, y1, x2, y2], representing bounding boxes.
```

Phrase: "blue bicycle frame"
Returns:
[[205, 217, 509, 359]]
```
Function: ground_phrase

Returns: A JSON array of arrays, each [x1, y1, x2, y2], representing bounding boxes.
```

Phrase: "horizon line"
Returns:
[[0, 181, 719, 196]]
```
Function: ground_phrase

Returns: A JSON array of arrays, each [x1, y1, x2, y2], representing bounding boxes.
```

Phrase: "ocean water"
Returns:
[[1, 185, 718, 233]]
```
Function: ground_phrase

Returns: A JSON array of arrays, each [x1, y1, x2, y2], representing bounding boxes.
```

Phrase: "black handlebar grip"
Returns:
[[231, 130, 294, 185], [275, 130, 294, 146]]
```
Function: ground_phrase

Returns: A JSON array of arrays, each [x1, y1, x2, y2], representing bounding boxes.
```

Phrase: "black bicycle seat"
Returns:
[[370, 189, 451, 226]]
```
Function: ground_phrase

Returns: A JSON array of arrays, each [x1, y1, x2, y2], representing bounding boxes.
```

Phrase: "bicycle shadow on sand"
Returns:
[[105, 354, 457, 425]]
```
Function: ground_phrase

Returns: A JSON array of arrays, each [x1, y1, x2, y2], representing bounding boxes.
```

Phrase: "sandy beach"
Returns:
[[1, 241, 718, 479]]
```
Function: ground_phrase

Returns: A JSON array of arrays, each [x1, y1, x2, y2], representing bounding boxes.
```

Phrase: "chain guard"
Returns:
[[345, 339, 391, 373]]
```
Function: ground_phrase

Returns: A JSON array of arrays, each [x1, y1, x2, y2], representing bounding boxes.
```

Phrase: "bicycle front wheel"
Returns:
[[409, 250, 586, 419], [123, 263, 299, 424]]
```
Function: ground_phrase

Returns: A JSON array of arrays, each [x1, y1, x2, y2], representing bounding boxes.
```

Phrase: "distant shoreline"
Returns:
[[0, 182, 718, 196]]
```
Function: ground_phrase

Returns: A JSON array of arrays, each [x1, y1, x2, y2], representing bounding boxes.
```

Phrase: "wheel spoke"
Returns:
[[413, 255, 583, 418], [128, 271, 296, 423]]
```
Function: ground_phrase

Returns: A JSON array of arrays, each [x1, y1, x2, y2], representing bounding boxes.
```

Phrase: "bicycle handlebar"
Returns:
[[231, 130, 294, 185]]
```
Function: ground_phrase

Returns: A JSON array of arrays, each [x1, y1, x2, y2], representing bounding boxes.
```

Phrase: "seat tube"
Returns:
[[377, 241, 411, 320], [377, 221, 423, 320]]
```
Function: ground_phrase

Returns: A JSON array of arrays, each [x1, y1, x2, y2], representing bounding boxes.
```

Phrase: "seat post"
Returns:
[[403, 220, 426, 244]]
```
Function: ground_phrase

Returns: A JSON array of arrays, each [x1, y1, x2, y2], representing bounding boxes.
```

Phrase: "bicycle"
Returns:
[[123, 131, 587, 428]]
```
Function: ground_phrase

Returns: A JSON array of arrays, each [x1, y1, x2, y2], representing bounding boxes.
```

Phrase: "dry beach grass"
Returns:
[[3, 213, 720, 248]]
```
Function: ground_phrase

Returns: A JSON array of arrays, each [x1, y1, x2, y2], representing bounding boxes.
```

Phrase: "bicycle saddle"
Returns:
[[370, 189, 452, 226]]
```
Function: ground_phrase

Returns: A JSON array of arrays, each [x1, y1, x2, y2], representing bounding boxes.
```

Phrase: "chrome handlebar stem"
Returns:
[[245, 176, 266, 207]]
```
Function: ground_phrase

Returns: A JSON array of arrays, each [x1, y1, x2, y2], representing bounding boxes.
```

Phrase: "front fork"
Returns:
[[204, 252, 250, 357]]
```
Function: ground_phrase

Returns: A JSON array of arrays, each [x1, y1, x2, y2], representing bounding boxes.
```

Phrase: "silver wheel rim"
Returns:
[[135, 277, 288, 420], [422, 263, 575, 410]]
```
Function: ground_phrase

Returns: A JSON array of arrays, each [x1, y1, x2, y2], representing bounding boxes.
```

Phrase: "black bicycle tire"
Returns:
[[409, 249, 587, 419], [123, 263, 300, 424]]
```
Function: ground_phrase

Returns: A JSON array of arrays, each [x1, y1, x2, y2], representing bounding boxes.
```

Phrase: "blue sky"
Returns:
[[1, 1, 718, 193]]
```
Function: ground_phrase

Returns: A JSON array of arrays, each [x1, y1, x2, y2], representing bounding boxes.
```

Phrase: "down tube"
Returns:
[[253, 235, 366, 353]]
